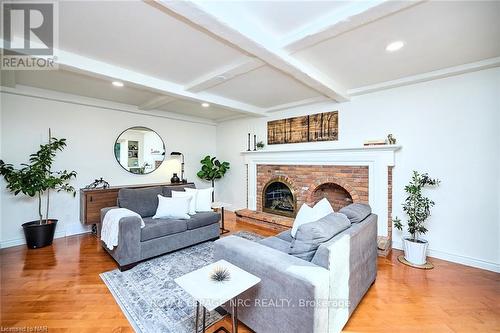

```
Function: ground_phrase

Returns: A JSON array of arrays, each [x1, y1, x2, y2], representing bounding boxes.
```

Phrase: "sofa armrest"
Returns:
[[99, 207, 142, 267], [214, 236, 330, 333]]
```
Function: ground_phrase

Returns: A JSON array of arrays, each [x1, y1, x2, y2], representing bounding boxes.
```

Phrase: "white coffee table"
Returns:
[[175, 259, 260, 333]]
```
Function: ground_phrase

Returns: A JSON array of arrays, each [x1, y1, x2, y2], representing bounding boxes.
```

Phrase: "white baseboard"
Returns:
[[392, 240, 500, 273], [0, 223, 91, 249]]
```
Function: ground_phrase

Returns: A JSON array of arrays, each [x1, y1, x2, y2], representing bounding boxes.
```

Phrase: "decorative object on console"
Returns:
[[247, 133, 251, 151], [394, 171, 440, 267], [170, 151, 187, 183], [170, 173, 180, 184], [387, 133, 397, 144], [209, 266, 231, 282], [85, 177, 110, 189], [0, 129, 77, 249], [253, 134, 257, 151], [267, 111, 338, 144], [256, 141, 265, 149], [196, 155, 230, 201], [114, 127, 165, 175]]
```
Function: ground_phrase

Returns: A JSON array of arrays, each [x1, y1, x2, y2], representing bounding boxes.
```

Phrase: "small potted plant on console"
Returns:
[[394, 171, 440, 266]]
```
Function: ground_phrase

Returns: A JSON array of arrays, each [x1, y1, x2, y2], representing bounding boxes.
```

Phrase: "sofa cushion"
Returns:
[[275, 230, 293, 243], [289, 212, 351, 261], [118, 186, 163, 217], [259, 236, 291, 254], [186, 212, 220, 230], [141, 217, 188, 241], [162, 184, 196, 197], [339, 203, 372, 223]]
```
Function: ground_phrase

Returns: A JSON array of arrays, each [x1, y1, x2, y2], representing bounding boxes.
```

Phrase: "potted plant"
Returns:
[[394, 171, 440, 265], [0, 129, 77, 249], [196, 155, 230, 202]]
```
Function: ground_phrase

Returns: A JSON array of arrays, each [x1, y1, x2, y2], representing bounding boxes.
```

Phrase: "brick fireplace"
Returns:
[[257, 165, 369, 214], [240, 146, 400, 255]]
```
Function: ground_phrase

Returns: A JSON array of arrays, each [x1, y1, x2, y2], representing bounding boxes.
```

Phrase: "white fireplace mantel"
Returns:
[[241, 145, 401, 237]]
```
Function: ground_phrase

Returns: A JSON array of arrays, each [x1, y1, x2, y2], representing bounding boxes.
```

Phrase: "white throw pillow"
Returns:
[[291, 203, 315, 238], [172, 190, 196, 215], [290, 198, 334, 238], [153, 195, 191, 220], [185, 187, 213, 212], [313, 198, 334, 220]]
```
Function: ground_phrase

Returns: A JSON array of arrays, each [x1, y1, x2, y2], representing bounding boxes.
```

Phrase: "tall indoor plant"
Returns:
[[394, 171, 440, 265], [196, 155, 230, 201], [0, 129, 77, 249]]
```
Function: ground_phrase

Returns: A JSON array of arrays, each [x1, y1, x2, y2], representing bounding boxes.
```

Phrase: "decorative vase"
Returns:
[[170, 173, 180, 183], [403, 238, 428, 265]]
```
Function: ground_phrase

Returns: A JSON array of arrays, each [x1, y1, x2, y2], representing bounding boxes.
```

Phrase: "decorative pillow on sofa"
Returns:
[[153, 195, 191, 220], [185, 187, 213, 212], [291, 198, 334, 238], [289, 212, 351, 261], [339, 203, 372, 223], [171, 190, 196, 215]]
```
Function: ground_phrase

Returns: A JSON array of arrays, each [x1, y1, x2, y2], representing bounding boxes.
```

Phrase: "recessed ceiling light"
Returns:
[[201, 102, 210, 108], [386, 40, 405, 52], [112, 81, 124, 87], [216, 75, 226, 80]]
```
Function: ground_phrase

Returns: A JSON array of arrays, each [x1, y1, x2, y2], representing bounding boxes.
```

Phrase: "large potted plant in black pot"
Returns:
[[0, 129, 77, 249], [394, 171, 440, 265]]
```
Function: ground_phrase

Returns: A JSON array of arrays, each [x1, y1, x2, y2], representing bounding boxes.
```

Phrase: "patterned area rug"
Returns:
[[100, 231, 263, 333]]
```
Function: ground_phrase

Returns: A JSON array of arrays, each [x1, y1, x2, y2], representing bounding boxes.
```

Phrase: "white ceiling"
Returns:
[[2, 0, 499, 121], [293, 0, 500, 89], [14, 69, 158, 106]]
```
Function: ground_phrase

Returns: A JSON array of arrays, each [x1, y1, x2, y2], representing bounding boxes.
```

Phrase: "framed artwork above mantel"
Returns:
[[267, 111, 338, 145]]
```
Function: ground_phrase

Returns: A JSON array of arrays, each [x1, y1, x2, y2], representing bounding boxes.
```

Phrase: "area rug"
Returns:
[[100, 231, 263, 333]]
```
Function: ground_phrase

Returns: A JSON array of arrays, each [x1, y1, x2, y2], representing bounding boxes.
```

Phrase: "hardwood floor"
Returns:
[[1, 212, 499, 333]]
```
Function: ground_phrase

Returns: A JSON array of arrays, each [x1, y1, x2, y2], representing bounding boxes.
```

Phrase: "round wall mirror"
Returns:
[[114, 127, 165, 174]]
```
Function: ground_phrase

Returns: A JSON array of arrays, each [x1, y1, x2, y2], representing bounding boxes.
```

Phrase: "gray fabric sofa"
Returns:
[[214, 211, 377, 333], [100, 184, 220, 271]]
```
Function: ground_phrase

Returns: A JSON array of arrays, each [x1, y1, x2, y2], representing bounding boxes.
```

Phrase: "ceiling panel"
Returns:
[[205, 65, 321, 108], [198, 1, 350, 41], [14, 70, 159, 106], [158, 99, 242, 120], [293, 1, 500, 89], [57, 1, 249, 85]]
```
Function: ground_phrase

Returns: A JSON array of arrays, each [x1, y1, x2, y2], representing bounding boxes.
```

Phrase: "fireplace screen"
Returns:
[[263, 180, 297, 217]]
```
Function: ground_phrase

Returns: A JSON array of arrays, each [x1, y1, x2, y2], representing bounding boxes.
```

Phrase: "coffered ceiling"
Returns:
[[1, 0, 499, 121]]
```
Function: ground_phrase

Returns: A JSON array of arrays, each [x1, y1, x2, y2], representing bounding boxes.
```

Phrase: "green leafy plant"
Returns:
[[256, 141, 265, 149], [197, 155, 230, 188], [0, 129, 77, 225], [394, 171, 440, 242]]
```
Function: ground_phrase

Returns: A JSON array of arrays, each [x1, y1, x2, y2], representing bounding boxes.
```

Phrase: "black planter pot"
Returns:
[[22, 219, 58, 249]]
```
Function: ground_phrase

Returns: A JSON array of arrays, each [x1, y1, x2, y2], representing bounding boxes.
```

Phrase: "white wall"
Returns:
[[216, 67, 500, 272], [0, 87, 216, 248]]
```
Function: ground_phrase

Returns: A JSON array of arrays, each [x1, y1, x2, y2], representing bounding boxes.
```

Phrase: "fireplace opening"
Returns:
[[312, 182, 353, 211], [262, 180, 297, 218]]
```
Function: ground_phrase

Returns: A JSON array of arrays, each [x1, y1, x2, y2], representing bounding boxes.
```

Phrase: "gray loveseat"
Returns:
[[214, 206, 377, 333], [100, 184, 220, 271]]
